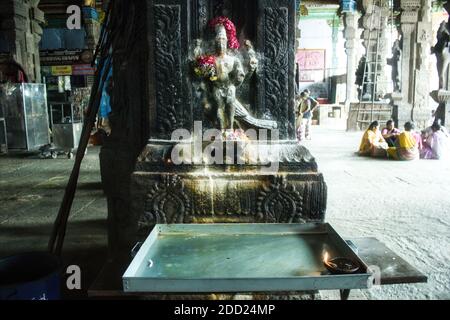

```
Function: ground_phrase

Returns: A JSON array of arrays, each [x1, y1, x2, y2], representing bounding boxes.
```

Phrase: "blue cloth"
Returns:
[[99, 65, 112, 118]]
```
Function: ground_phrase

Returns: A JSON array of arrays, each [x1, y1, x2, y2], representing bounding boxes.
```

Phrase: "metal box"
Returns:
[[49, 103, 83, 154], [1, 83, 50, 152], [52, 123, 83, 150], [123, 223, 372, 293]]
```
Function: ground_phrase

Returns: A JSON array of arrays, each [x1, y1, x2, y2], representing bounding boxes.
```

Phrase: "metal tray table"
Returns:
[[123, 223, 373, 293]]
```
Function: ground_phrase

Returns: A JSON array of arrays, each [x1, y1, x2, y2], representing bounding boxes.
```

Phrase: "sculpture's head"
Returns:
[[209, 16, 240, 51], [215, 25, 228, 55]]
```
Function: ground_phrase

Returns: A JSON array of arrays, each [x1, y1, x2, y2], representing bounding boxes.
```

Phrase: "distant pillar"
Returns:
[[395, 0, 432, 128], [342, 3, 360, 110], [360, 0, 390, 101]]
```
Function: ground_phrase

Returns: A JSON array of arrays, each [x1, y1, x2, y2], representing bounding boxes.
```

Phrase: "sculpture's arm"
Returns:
[[233, 58, 246, 87], [243, 40, 259, 75]]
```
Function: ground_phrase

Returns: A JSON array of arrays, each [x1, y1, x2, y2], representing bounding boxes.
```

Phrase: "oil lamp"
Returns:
[[323, 251, 360, 275]]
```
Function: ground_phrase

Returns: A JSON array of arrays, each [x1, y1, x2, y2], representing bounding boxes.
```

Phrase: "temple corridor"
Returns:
[[1, 125, 449, 299]]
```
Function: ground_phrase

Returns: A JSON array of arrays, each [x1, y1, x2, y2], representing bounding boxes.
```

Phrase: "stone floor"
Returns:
[[304, 124, 450, 300], [0, 147, 108, 298], [0, 125, 449, 300]]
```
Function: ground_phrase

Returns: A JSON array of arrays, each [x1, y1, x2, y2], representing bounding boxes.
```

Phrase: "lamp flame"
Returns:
[[323, 251, 329, 263]]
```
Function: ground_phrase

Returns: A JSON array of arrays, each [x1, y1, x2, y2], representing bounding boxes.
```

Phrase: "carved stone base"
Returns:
[[139, 291, 320, 300], [129, 141, 327, 241]]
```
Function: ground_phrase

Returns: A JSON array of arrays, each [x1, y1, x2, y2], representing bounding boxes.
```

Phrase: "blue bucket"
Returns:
[[0, 252, 62, 300]]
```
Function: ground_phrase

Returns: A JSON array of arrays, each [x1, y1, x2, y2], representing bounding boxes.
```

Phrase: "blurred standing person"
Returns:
[[302, 89, 320, 140], [295, 92, 308, 142]]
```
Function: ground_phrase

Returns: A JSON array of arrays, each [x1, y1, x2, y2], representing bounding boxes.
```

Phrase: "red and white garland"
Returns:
[[209, 16, 240, 50]]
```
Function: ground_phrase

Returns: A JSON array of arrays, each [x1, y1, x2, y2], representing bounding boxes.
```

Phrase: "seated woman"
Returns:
[[387, 122, 419, 161], [359, 121, 389, 158], [421, 122, 450, 160], [411, 123, 424, 152], [381, 120, 401, 147]]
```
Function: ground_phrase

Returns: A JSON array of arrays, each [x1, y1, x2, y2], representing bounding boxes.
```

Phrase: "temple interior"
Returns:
[[0, 0, 449, 302]]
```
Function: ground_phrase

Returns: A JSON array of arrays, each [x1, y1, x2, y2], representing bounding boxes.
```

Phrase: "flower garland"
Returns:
[[194, 55, 218, 82], [209, 16, 240, 50]]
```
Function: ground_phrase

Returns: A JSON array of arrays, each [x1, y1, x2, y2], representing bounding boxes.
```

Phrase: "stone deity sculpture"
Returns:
[[432, 20, 450, 90], [192, 17, 277, 133], [387, 39, 402, 92]]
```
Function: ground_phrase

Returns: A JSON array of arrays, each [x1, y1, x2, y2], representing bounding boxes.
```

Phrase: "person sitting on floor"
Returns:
[[423, 119, 449, 139], [381, 120, 401, 147], [411, 122, 424, 153], [359, 121, 389, 158], [421, 122, 450, 160], [387, 122, 419, 161]]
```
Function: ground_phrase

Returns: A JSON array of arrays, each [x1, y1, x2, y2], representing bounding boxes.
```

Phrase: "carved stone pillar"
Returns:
[[344, 11, 360, 110], [360, 0, 390, 101], [0, 0, 44, 82], [412, 0, 433, 127], [394, 0, 432, 128], [431, 1, 450, 128], [257, 0, 297, 139]]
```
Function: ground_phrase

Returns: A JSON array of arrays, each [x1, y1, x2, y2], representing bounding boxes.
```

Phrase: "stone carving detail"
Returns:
[[263, 7, 289, 137], [303, 180, 327, 221], [387, 39, 402, 92], [432, 20, 450, 90], [257, 177, 304, 223], [198, 0, 209, 35], [192, 0, 209, 38], [212, 0, 225, 17], [140, 175, 192, 230], [154, 5, 183, 136]]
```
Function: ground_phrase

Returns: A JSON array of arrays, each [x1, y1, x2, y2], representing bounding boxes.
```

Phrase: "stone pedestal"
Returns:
[[129, 141, 327, 241], [431, 89, 450, 128]]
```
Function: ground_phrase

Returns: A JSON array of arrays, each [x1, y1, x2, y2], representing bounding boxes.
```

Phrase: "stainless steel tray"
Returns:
[[123, 223, 372, 293]]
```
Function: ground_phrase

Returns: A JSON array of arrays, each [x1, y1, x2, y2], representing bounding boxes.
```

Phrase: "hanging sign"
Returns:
[[72, 64, 95, 76], [51, 65, 73, 76]]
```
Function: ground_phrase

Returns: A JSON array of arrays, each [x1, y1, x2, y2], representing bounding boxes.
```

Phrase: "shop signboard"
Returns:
[[51, 65, 73, 76], [72, 64, 95, 76], [40, 49, 93, 66], [296, 49, 326, 83]]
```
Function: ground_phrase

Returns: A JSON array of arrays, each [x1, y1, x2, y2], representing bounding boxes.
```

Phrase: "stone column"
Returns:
[[344, 10, 360, 110], [412, 0, 433, 128], [0, 0, 44, 82], [360, 0, 391, 101], [431, 1, 450, 128], [394, 22, 416, 123], [394, 0, 432, 127]]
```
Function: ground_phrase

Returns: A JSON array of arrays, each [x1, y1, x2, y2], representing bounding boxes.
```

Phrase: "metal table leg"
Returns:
[[340, 289, 351, 300]]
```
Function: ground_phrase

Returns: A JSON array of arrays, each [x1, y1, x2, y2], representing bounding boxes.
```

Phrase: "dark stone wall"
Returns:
[[0, 0, 45, 82], [257, 0, 297, 139]]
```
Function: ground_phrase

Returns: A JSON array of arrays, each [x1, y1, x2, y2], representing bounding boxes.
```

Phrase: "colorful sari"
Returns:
[[387, 131, 419, 161], [359, 129, 388, 157], [420, 130, 450, 160]]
